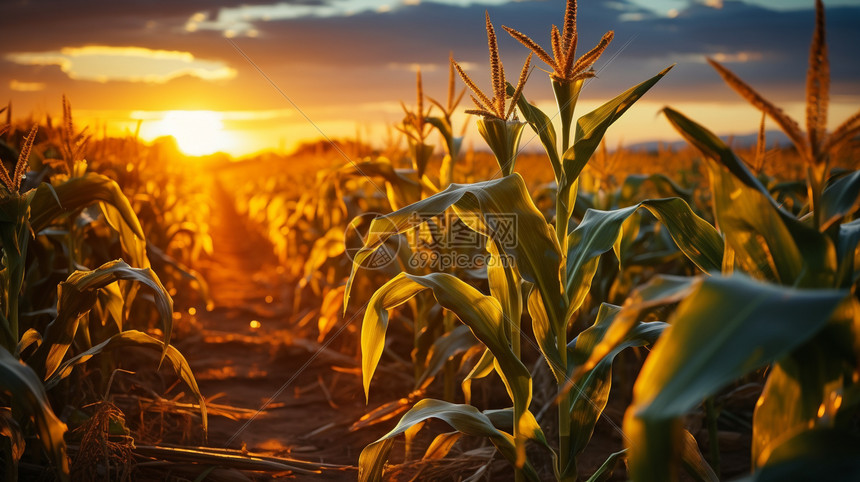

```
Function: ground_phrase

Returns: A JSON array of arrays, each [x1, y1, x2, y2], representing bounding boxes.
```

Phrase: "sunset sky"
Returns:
[[2, 0, 859, 157]]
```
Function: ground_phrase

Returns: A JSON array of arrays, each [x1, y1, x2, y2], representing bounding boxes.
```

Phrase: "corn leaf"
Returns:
[[462, 348, 495, 405], [0, 407, 25, 479], [751, 348, 844, 467], [557, 66, 673, 241], [565, 302, 667, 477], [679, 429, 719, 482], [416, 324, 477, 389], [663, 107, 837, 287], [99, 202, 149, 268], [625, 275, 847, 482], [751, 297, 857, 466], [565, 198, 723, 322], [423, 431, 461, 460], [585, 449, 626, 482], [618, 173, 694, 207], [339, 159, 421, 211], [28, 173, 144, 238], [46, 330, 206, 433], [735, 429, 860, 482], [360, 272, 536, 469], [30, 260, 173, 380], [507, 84, 561, 181], [837, 219, 860, 286], [358, 399, 541, 482], [527, 284, 565, 383], [487, 240, 523, 343], [361, 272, 530, 410], [346, 174, 566, 348], [570, 275, 697, 392], [0, 349, 68, 481], [663, 107, 773, 200], [821, 170, 860, 229]]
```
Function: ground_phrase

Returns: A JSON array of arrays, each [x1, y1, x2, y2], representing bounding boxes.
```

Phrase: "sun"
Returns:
[[150, 110, 232, 156]]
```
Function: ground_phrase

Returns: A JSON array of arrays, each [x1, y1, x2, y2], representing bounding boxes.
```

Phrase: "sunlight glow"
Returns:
[[142, 111, 233, 156]]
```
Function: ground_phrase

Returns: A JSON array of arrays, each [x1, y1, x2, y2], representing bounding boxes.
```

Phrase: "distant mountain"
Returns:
[[626, 130, 792, 152]]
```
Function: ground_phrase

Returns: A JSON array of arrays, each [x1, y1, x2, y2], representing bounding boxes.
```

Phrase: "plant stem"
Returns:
[[514, 391, 525, 482], [0, 201, 29, 349], [705, 397, 720, 477], [807, 161, 827, 231], [443, 310, 455, 401], [558, 329, 573, 481]]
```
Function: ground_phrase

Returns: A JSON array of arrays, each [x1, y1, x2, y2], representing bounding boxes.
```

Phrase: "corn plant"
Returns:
[[426, 54, 467, 188], [606, 3, 860, 479], [0, 122, 205, 480], [344, 2, 730, 480]]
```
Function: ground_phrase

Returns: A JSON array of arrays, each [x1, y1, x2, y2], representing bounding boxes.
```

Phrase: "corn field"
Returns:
[[2, 0, 860, 480]]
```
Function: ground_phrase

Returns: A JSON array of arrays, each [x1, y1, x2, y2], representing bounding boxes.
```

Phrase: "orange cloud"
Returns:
[[6, 46, 236, 84], [9, 80, 47, 92]]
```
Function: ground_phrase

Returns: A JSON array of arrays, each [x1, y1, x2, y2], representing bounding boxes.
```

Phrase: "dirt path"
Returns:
[[174, 178, 395, 480]]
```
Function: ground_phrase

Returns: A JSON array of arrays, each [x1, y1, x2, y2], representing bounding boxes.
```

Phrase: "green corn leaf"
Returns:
[[360, 272, 535, 470], [15, 328, 42, 357], [585, 449, 626, 482], [358, 399, 541, 482], [564, 302, 667, 477], [0, 348, 69, 481], [569, 275, 697, 394], [28, 173, 145, 238], [836, 219, 860, 286], [618, 173, 694, 207], [663, 107, 773, 201], [565, 198, 723, 322], [416, 324, 477, 389], [423, 431, 461, 460], [679, 429, 719, 482], [487, 240, 523, 345], [821, 170, 860, 229], [361, 272, 530, 410], [425, 117, 452, 145], [527, 284, 565, 383], [345, 174, 565, 348], [556, 66, 674, 242], [751, 349, 844, 467], [46, 330, 206, 434], [476, 118, 526, 177], [751, 297, 857, 466], [663, 107, 837, 287], [735, 429, 860, 482], [462, 348, 495, 405], [339, 159, 421, 210], [99, 201, 149, 268], [0, 196, 32, 348], [507, 83, 561, 181], [624, 275, 847, 482], [709, 156, 835, 285]]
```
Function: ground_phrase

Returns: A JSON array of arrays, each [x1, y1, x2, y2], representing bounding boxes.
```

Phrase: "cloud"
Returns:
[[6, 46, 236, 83], [1, 0, 858, 143], [184, 0, 520, 37], [9, 80, 47, 92]]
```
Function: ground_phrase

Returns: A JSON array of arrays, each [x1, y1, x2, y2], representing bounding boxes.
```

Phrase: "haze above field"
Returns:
[[2, 0, 859, 157]]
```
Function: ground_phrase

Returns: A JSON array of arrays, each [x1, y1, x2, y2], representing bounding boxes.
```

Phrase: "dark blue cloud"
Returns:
[[1, 0, 857, 113]]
